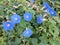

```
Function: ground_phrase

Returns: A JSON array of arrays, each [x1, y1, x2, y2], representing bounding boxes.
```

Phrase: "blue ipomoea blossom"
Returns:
[[11, 14, 21, 24], [37, 15, 43, 24], [23, 28, 33, 38], [43, 2, 51, 9], [3, 21, 14, 30], [47, 8, 56, 16], [30, 0, 35, 2], [43, 2, 56, 16], [23, 12, 32, 22]]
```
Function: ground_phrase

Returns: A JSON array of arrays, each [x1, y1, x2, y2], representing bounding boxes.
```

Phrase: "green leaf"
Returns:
[[30, 38, 38, 45]]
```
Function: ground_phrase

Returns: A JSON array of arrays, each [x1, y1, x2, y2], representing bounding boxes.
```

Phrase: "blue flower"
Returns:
[[11, 14, 21, 24], [23, 12, 32, 22], [3, 21, 14, 30], [43, 2, 51, 9], [43, 2, 56, 16], [30, 0, 35, 2], [37, 15, 43, 24], [47, 8, 56, 16], [23, 28, 33, 38]]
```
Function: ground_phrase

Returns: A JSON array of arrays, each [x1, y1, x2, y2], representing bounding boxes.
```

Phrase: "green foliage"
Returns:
[[0, 0, 60, 45]]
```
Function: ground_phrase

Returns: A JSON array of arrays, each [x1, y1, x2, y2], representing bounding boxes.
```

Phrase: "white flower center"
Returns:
[[52, 12, 54, 14], [26, 16, 29, 18], [26, 31, 29, 34], [15, 18, 18, 20], [7, 24, 10, 27]]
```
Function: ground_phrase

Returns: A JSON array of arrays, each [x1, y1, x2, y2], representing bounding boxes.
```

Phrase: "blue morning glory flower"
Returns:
[[43, 2, 51, 9], [3, 21, 14, 30], [47, 8, 56, 16], [23, 12, 32, 22], [37, 15, 43, 24], [43, 2, 56, 16], [30, 0, 35, 2], [23, 28, 33, 38], [11, 13, 21, 24]]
